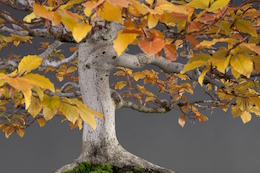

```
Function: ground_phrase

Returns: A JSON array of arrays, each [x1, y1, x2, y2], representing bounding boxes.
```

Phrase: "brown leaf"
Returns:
[[138, 38, 165, 56], [178, 114, 186, 128], [185, 34, 199, 48], [163, 44, 177, 61]]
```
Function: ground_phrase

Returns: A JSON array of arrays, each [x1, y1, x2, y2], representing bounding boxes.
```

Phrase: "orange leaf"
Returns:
[[185, 34, 199, 48], [163, 44, 177, 61], [138, 38, 165, 56], [33, 3, 54, 21], [82, 0, 105, 9], [108, 0, 128, 7], [5, 76, 32, 90], [178, 114, 186, 128]]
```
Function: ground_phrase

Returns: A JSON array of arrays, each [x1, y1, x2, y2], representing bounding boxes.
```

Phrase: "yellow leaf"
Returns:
[[133, 72, 146, 81], [60, 0, 82, 9], [33, 3, 54, 21], [137, 84, 154, 96], [28, 95, 42, 118], [196, 38, 236, 49], [236, 97, 253, 112], [67, 66, 77, 73], [22, 73, 55, 92], [180, 53, 211, 74], [37, 117, 45, 127], [178, 114, 186, 128], [240, 111, 251, 124], [33, 86, 44, 101], [0, 73, 6, 80], [5, 76, 32, 90], [188, 0, 210, 9], [148, 14, 159, 29], [53, 12, 62, 26], [42, 95, 60, 109], [208, 0, 230, 11], [212, 50, 230, 73], [16, 128, 25, 138], [23, 12, 37, 23], [198, 67, 208, 86], [113, 30, 138, 56], [145, 96, 155, 102], [72, 22, 92, 43], [77, 107, 97, 130], [98, 1, 123, 22], [61, 13, 78, 32], [84, 8, 92, 17], [85, 108, 103, 119], [43, 106, 57, 121], [115, 81, 127, 90], [231, 67, 241, 79], [22, 89, 32, 110], [231, 105, 242, 118], [241, 43, 260, 55], [18, 55, 42, 74], [230, 53, 253, 78], [235, 19, 258, 37], [59, 99, 79, 123]]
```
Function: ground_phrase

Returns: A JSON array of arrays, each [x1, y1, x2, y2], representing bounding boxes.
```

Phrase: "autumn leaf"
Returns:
[[18, 55, 42, 75], [208, 0, 230, 11], [212, 50, 230, 73], [82, 0, 105, 9], [235, 19, 258, 37], [22, 73, 55, 92], [163, 44, 177, 61], [28, 95, 42, 118], [198, 67, 209, 86], [43, 106, 57, 121], [37, 117, 45, 127], [33, 3, 54, 21], [42, 95, 60, 109], [113, 31, 139, 56], [133, 72, 146, 81], [240, 111, 252, 124], [138, 38, 165, 56], [178, 114, 186, 128], [108, 0, 128, 7], [115, 81, 127, 90], [99, 1, 123, 22], [22, 89, 32, 110], [188, 0, 210, 9], [72, 22, 92, 43], [181, 53, 211, 74], [59, 98, 79, 124], [148, 14, 159, 29], [5, 76, 33, 90], [230, 53, 253, 78]]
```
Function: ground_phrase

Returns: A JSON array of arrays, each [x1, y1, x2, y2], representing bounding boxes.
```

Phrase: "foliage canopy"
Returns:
[[1, 0, 260, 138]]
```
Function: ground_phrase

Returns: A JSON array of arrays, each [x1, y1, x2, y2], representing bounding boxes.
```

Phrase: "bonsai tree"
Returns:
[[0, 0, 259, 172]]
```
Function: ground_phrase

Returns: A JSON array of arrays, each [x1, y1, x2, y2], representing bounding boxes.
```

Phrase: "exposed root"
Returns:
[[54, 144, 175, 173]]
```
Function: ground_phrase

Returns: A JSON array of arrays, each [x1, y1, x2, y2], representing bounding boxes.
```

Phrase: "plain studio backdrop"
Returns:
[[1, 1, 260, 173]]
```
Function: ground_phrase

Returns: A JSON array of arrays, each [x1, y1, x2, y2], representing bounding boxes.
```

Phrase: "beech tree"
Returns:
[[0, 0, 260, 172]]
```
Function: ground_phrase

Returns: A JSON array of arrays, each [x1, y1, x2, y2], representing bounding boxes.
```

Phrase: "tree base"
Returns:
[[54, 144, 175, 173]]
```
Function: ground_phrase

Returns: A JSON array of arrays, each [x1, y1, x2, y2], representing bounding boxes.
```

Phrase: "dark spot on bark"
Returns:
[[105, 74, 108, 77], [86, 64, 90, 69], [95, 56, 98, 58], [100, 78, 103, 80], [112, 56, 117, 59], [103, 51, 106, 54]]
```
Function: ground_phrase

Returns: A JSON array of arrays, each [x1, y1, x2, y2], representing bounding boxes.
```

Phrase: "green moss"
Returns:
[[61, 162, 160, 173]]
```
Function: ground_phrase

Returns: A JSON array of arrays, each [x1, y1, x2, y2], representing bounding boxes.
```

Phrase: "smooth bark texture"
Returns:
[[55, 24, 174, 173]]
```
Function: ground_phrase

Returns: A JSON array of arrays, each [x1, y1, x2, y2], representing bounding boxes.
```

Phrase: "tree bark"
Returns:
[[55, 25, 175, 173]]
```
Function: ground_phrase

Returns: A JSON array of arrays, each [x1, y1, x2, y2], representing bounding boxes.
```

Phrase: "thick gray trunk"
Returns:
[[55, 24, 175, 173]]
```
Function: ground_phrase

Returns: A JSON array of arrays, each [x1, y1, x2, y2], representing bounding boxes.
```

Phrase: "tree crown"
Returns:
[[0, 0, 259, 138]]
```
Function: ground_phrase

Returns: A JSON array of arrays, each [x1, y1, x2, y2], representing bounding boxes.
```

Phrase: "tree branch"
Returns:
[[39, 40, 63, 59], [42, 50, 78, 68]]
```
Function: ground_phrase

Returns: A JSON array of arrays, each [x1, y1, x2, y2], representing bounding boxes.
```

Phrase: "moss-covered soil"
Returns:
[[61, 162, 161, 173]]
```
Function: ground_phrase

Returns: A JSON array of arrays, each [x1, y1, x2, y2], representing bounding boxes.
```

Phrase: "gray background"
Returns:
[[2, 0, 260, 173]]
